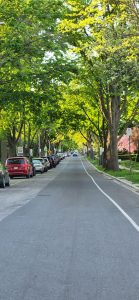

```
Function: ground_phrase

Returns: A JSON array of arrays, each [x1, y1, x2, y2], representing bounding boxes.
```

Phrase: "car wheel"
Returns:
[[0, 176, 5, 188], [26, 173, 30, 178]]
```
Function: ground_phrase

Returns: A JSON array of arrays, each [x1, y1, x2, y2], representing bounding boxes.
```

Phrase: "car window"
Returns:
[[34, 158, 44, 163], [7, 158, 25, 164]]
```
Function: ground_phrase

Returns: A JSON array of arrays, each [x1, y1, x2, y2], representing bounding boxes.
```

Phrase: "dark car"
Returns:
[[5, 157, 33, 178], [0, 162, 10, 188], [72, 153, 78, 157], [52, 154, 60, 166], [47, 155, 56, 168]]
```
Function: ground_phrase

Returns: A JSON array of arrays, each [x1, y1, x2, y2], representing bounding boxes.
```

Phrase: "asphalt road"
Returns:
[[0, 156, 139, 300]]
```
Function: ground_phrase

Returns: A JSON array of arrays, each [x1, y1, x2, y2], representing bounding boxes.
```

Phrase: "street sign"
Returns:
[[17, 146, 23, 156], [126, 128, 132, 136]]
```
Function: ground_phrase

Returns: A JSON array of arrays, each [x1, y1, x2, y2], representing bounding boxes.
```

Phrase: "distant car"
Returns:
[[72, 152, 78, 157], [0, 162, 10, 188], [57, 152, 65, 160], [32, 159, 45, 173], [5, 157, 33, 178]]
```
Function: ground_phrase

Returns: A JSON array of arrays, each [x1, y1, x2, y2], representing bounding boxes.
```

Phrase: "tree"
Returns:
[[0, 0, 71, 157], [59, 0, 139, 170]]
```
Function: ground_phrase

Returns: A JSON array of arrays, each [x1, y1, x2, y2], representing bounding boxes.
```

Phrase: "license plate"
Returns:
[[14, 167, 18, 170]]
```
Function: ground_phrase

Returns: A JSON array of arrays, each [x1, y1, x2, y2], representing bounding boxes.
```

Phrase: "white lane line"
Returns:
[[81, 159, 139, 232]]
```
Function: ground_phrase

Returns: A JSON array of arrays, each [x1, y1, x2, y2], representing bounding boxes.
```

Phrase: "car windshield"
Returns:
[[32, 160, 42, 164], [7, 158, 25, 164]]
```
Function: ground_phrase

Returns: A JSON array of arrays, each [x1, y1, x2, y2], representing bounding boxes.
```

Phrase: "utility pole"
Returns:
[[38, 134, 41, 157], [126, 128, 132, 172]]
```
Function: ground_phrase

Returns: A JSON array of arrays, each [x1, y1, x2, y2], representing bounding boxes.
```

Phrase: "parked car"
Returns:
[[56, 154, 61, 164], [0, 162, 10, 188], [32, 159, 45, 173], [30, 161, 36, 176], [41, 157, 51, 169], [51, 154, 60, 166], [47, 155, 56, 168], [32, 158, 47, 172], [26, 157, 36, 176], [57, 152, 65, 160], [5, 157, 33, 178]]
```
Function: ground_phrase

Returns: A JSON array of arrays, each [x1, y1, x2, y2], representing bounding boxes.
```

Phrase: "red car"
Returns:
[[5, 157, 33, 178]]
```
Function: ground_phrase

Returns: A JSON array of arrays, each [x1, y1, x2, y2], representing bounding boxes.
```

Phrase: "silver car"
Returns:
[[33, 158, 48, 172], [32, 159, 45, 173]]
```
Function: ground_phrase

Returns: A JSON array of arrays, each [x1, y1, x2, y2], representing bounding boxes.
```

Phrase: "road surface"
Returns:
[[0, 156, 139, 300]]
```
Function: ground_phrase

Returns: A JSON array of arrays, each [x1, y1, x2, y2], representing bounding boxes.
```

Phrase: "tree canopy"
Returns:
[[0, 0, 139, 168]]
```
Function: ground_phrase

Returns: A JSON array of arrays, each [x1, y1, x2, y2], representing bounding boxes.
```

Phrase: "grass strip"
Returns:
[[120, 160, 139, 170], [88, 158, 139, 185]]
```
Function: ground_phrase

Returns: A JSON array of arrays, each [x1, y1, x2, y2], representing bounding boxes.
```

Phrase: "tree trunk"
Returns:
[[104, 92, 120, 170], [86, 130, 94, 159], [40, 130, 48, 156], [0, 140, 8, 163], [8, 141, 17, 157], [102, 118, 108, 168], [6, 123, 24, 157], [7, 126, 17, 157], [105, 128, 119, 170]]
